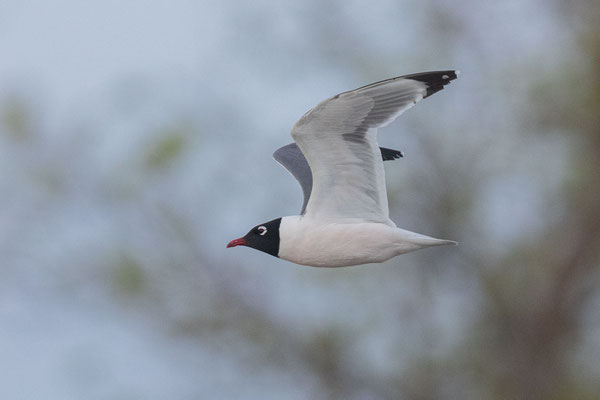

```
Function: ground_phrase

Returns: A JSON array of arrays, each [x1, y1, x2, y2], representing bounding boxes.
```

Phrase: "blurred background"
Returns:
[[1, 0, 599, 398]]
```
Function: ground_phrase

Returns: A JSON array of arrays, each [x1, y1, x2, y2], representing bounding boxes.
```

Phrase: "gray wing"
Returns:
[[273, 143, 313, 215], [273, 143, 403, 214], [292, 70, 458, 222]]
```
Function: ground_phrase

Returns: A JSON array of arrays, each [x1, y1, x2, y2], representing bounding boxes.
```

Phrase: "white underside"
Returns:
[[278, 216, 456, 268]]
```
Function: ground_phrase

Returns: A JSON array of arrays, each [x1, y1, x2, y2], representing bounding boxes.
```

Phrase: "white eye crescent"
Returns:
[[257, 226, 267, 236]]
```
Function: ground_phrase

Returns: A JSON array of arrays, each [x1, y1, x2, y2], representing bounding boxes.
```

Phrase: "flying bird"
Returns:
[[228, 71, 459, 267]]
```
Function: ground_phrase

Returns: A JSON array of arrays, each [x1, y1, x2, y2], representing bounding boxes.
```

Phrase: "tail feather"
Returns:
[[412, 236, 457, 247], [395, 228, 457, 251]]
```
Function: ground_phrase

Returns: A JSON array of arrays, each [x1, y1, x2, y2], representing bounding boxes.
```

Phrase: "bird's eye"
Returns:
[[257, 226, 267, 236]]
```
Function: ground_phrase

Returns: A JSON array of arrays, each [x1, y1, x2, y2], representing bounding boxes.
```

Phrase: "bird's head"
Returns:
[[227, 217, 281, 257]]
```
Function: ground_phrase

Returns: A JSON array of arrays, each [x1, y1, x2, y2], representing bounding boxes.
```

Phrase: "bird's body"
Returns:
[[278, 216, 453, 267], [228, 70, 459, 267]]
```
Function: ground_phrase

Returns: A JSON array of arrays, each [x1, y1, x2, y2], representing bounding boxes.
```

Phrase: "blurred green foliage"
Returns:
[[1, 96, 31, 141], [144, 129, 187, 169], [112, 254, 145, 295]]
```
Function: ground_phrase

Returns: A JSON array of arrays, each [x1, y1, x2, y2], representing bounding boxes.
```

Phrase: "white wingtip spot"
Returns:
[[442, 74, 449, 79]]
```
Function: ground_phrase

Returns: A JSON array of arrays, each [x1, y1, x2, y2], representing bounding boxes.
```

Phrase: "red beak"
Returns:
[[227, 238, 246, 248]]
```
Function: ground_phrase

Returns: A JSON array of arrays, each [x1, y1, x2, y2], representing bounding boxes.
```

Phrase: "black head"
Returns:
[[227, 218, 281, 258]]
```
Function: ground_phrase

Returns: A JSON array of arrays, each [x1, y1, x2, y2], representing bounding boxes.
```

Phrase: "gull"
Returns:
[[228, 71, 459, 267]]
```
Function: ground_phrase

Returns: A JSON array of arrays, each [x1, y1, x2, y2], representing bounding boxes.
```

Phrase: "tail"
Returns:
[[395, 228, 457, 253], [410, 235, 457, 247]]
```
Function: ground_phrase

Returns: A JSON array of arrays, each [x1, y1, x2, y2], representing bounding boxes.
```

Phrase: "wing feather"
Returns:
[[274, 143, 404, 214], [290, 70, 458, 222]]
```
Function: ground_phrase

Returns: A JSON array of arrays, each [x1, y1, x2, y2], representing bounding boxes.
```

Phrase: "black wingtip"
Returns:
[[380, 147, 404, 161], [404, 70, 459, 98]]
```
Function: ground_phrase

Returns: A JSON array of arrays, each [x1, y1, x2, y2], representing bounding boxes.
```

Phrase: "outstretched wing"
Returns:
[[291, 70, 458, 222], [273, 143, 403, 214]]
